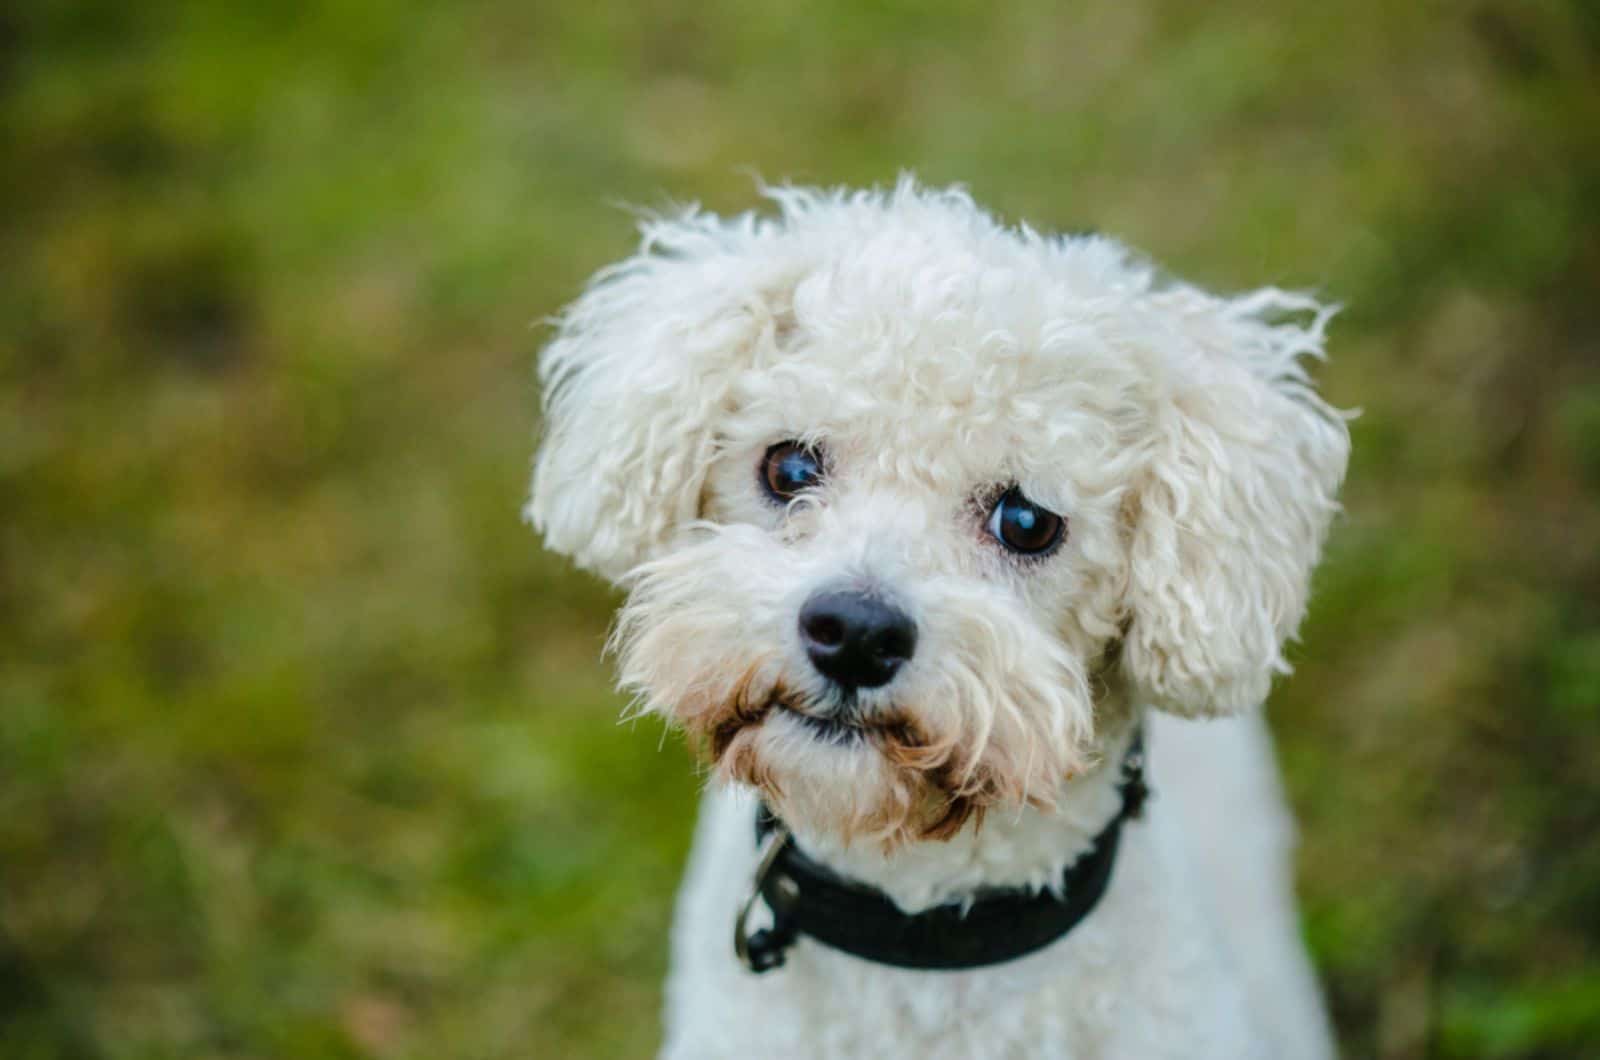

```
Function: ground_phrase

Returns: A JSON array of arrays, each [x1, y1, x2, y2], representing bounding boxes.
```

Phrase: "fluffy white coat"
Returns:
[[528, 180, 1348, 1058]]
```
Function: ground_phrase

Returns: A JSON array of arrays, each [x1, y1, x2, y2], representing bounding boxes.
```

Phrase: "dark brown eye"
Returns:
[[761, 441, 825, 503], [987, 487, 1065, 555]]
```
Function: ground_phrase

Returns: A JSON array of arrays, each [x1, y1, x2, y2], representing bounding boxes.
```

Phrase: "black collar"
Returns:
[[734, 728, 1149, 973]]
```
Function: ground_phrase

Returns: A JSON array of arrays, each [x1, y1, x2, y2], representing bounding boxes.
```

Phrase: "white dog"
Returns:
[[528, 180, 1348, 1059]]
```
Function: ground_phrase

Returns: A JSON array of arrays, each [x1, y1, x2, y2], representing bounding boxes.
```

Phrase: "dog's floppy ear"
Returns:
[[527, 209, 802, 582], [1122, 288, 1350, 717]]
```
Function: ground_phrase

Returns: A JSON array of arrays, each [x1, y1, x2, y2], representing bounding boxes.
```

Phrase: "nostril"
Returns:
[[869, 625, 915, 665], [804, 614, 845, 648]]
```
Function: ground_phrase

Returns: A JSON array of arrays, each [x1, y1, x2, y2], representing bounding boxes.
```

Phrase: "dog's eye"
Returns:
[[761, 441, 826, 503], [987, 487, 1066, 555]]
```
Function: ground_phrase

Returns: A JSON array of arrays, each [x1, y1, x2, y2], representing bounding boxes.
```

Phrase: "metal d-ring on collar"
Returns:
[[733, 823, 801, 973], [733, 726, 1149, 974]]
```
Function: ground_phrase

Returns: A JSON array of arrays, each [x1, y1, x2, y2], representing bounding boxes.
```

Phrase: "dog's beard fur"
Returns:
[[611, 523, 1098, 847]]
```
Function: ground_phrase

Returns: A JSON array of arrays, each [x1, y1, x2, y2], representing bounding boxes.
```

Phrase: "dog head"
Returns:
[[529, 181, 1348, 845]]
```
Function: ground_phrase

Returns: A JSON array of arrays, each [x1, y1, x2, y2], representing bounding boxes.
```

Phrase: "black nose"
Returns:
[[798, 590, 917, 691]]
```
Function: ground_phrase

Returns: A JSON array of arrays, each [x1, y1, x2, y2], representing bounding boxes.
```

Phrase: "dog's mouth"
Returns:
[[708, 692, 989, 843], [774, 702, 924, 752], [708, 688, 925, 764], [778, 703, 873, 745]]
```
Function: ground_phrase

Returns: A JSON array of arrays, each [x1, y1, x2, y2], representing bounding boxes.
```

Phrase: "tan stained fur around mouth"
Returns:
[[703, 687, 1048, 847]]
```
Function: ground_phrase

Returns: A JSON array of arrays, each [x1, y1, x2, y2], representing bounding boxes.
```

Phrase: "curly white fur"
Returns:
[[528, 179, 1347, 1058]]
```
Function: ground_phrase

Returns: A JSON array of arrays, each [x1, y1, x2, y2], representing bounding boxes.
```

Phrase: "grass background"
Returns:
[[3, 1, 1599, 1056]]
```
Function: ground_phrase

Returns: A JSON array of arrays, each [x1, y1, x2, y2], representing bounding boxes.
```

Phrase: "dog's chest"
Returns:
[[660, 789, 1266, 1060]]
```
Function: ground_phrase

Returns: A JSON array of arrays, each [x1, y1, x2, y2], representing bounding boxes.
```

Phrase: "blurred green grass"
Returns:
[[2, 1, 1598, 1057]]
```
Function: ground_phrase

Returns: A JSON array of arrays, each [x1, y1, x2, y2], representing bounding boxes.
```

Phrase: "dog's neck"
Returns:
[[778, 717, 1143, 914]]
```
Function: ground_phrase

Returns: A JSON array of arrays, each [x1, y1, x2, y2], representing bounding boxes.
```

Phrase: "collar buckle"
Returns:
[[734, 824, 799, 973]]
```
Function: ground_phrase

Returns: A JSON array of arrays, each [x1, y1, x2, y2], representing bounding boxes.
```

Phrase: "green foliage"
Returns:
[[3, 1, 1598, 1056]]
